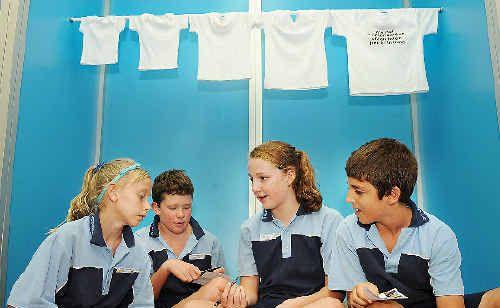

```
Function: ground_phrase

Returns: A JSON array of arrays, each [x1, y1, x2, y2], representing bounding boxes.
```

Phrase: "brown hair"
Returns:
[[250, 141, 322, 212], [346, 138, 418, 204], [152, 169, 194, 204]]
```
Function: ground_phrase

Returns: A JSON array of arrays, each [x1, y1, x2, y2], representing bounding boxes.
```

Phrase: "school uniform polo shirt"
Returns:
[[239, 205, 343, 307], [135, 216, 225, 308], [329, 201, 464, 308], [8, 213, 154, 307]]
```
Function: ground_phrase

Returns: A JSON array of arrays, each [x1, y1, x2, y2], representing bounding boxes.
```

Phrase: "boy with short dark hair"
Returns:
[[136, 169, 228, 308], [329, 138, 499, 308]]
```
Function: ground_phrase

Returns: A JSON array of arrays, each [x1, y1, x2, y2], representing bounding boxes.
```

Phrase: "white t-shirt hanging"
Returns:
[[258, 10, 331, 90], [129, 14, 188, 70], [189, 12, 252, 80], [331, 8, 439, 96], [79, 16, 126, 65]]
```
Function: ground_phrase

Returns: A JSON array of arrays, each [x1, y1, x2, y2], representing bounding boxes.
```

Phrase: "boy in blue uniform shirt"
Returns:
[[135, 169, 228, 308], [329, 138, 499, 308]]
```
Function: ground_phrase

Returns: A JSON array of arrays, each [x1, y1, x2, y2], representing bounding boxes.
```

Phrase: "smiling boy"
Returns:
[[329, 138, 499, 308]]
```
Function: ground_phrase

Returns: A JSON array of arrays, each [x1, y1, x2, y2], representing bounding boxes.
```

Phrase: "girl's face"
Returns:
[[153, 194, 192, 236], [114, 178, 152, 227], [248, 158, 295, 211]]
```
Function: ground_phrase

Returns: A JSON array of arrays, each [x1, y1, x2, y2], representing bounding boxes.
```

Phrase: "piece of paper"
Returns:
[[192, 271, 230, 285], [364, 287, 408, 301]]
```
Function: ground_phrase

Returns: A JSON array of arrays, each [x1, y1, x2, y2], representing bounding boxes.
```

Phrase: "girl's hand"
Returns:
[[221, 282, 247, 307]]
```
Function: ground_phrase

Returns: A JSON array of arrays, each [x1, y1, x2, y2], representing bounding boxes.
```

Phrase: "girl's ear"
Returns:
[[107, 183, 119, 202], [152, 202, 161, 215], [285, 167, 296, 186]]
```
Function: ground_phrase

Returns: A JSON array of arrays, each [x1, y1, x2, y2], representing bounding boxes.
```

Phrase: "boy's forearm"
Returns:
[[151, 265, 170, 299]]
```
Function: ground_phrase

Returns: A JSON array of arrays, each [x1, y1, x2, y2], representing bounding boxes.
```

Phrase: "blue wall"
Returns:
[[414, 0, 500, 292], [262, 0, 414, 219], [5, 0, 498, 299], [5, 0, 101, 298], [102, 0, 250, 277]]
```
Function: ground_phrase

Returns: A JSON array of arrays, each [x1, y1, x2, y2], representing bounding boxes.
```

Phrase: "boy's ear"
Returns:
[[152, 201, 161, 215], [285, 167, 296, 186], [385, 186, 402, 205]]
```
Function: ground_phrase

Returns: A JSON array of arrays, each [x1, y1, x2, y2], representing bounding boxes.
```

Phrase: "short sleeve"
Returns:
[[211, 238, 226, 270], [114, 16, 126, 32], [177, 15, 189, 30], [130, 255, 155, 307], [328, 220, 367, 291], [7, 234, 71, 307], [79, 17, 92, 34], [320, 208, 343, 274], [128, 16, 139, 32], [428, 225, 464, 296], [238, 223, 258, 277], [330, 10, 355, 37], [189, 15, 200, 33], [417, 8, 439, 35]]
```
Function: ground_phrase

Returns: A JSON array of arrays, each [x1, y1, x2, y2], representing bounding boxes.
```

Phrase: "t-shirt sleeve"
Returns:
[[189, 15, 200, 33], [428, 225, 464, 296], [128, 16, 139, 32], [7, 234, 71, 307], [330, 10, 355, 37], [177, 15, 189, 30], [211, 237, 227, 270], [320, 208, 343, 274], [417, 8, 439, 36], [79, 17, 90, 34], [109, 16, 126, 32], [328, 220, 367, 291], [238, 223, 258, 277], [130, 255, 155, 307]]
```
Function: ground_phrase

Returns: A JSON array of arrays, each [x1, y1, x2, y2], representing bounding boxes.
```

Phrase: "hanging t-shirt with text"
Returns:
[[79, 16, 126, 65], [331, 8, 439, 96], [129, 14, 188, 70], [189, 12, 252, 80], [259, 10, 331, 90]]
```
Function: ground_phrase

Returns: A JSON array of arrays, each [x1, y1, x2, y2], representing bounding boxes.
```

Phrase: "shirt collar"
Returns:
[[261, 203, 310, 222], [357, 199, 429, 231], [89, 212, 135, 248], [149, 215, 205, 240]]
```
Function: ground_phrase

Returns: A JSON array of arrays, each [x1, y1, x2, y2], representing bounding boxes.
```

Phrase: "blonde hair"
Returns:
[[50, 158, 150, 233], [250, 141, 323, 212]]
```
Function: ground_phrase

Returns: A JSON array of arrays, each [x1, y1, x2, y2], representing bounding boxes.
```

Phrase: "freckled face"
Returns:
[[248, 158, 292, 212], [154, 194, 192, 235]]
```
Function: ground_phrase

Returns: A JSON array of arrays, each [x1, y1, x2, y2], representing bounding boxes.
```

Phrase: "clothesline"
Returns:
[[68, 7, 444, 22]]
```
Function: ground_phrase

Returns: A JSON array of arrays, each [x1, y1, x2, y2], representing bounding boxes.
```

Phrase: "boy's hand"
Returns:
[[162, 259, 201, 282], [212, 267, 225, 274], [349, 282, 379, 308], [221, 282, 247, 307]]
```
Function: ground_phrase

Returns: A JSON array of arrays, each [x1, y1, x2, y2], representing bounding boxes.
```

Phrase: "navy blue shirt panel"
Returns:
[[330, 200, 464, 308], [136, 216, 225, 308], [7, 213, 154, 308], [239, 205, 343, 307]]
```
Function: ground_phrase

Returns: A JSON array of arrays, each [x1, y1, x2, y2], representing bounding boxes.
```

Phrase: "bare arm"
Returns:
[[436, 295, 465, 308], [240, 275, 259, 306], [151, 260, 201, 299]]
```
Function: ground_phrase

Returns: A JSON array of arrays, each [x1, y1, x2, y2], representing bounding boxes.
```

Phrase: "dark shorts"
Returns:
[[465, 291, 487, 308]]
